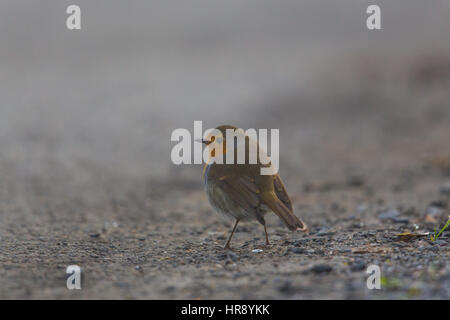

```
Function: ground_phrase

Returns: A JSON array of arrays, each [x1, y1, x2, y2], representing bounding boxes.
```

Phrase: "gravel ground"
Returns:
[[0, 1, 449, 299]]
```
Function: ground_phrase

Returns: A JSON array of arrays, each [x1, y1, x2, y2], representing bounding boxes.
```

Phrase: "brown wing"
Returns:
[[273, 174, 293, 212], [263, 174, 308, 231], [215, 173, 308, 231], [215, 175, 266, 224]]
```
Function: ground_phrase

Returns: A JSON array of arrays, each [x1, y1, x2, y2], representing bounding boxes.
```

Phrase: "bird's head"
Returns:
[[200, 124, 276, 173]]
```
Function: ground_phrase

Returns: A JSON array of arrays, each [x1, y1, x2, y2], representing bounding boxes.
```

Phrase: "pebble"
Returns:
[[350, 223, 364, 229], [429, 200, 447, 208], [310, 264, 332, 274], [378, 209, 400, 220], [293, 239, 309, 246], [288, 247, 307, 254], [252, 249, 263, 253], [278, 281, 295, 294], [350, 261, 366, 272], [232, 272, 250, 279], [317, 228, 335, 236], [347, 176, 365, 187], [355, 205, 368, 215], [440, 182, 450, 195], [218, 251, 239, 262], [228, 252, 239, 261], [425, 206, 443, 218], [393, 217, 409, 224]]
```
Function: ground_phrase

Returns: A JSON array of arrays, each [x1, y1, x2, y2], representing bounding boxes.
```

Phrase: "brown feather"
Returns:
[[262, 191, 308, 231], [273, 174, 293, 212]]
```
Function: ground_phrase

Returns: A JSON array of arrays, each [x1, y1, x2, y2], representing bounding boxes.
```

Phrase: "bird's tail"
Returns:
[[263, 194, 308, 232]]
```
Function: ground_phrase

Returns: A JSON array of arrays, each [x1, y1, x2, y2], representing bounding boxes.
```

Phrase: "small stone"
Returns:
[[232, 272, 250, 279], [217, 251, 239, 262], [350, 261, 366, 272], [293, 239, 309, 246], [347, 176, 365, 187], [378, 209, 400, 221], [310, 264, 332, 274], [252, 249, 263, 253], [278, 281, 295, 294], [89, 233, 100, 238], [227, 251, 239, 261], [430, 200, 448, 208], [350, 222, 364, 229], [393, 217, 409, 224], [440, 182, 450, 195], [288, 247, 307, 254], [425, 206, 443, 221], [238, 226, 251, 233], [355, 205, 368, 215], [162, 285, 175, 293], [317, 227, 335, 236]]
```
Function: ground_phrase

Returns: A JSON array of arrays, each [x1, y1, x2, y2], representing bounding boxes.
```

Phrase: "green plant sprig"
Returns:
[[430, 216, 450, 241]]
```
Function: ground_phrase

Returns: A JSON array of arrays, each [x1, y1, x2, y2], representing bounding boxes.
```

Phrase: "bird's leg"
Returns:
[[224, 219, 239, 250], [263, 223, 270, 246]]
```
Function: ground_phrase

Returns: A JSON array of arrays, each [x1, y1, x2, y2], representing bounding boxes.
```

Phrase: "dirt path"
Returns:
[[0, 2, 449, 300]]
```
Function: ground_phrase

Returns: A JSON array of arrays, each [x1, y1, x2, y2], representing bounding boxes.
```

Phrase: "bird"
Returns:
[[201, 125, 308, 249]]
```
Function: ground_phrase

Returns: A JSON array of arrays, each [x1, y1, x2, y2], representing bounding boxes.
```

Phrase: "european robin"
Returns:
[[202, 125, 308, 249]]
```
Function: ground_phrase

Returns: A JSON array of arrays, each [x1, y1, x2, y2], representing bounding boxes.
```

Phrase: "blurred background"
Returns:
[[1, 1, 449, 182], [0, 1, 449, 299]]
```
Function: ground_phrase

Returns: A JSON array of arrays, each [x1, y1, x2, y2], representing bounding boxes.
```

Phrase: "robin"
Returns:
[[202, 125, 308, 249]]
